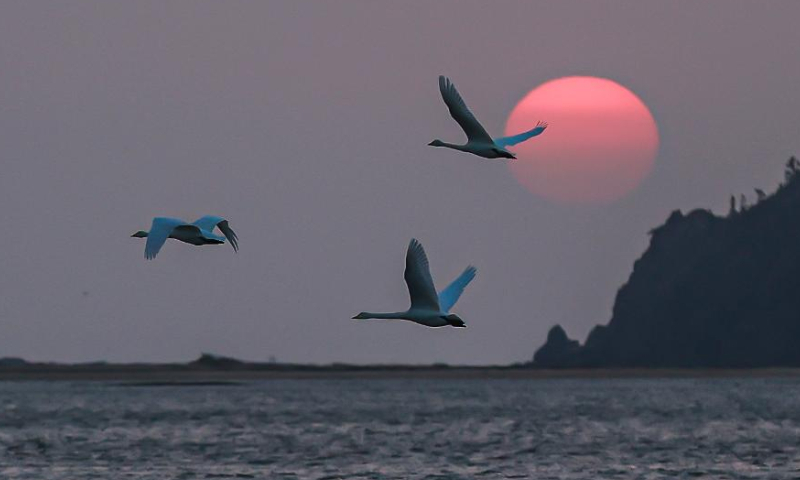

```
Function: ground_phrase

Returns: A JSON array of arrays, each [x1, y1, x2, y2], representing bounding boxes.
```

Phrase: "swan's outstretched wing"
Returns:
[[192, 215, 239, 252], [404, 239, 440, 311], [192, 215, 225, 232], [145, 217, 187, 260], [438, 266, 477, 313], [494, 121, 548, 148], [217, 220, 239, 252], [438, 75, 494, 144]]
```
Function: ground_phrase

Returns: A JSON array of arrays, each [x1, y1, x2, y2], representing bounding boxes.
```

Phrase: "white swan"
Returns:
[[429, 75, 547, 159], [131, 215, 239, 260], [352, 239, 477, 328]]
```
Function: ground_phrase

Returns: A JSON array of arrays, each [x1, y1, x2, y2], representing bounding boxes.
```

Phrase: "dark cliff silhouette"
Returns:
[[535, 158, 800, 368]]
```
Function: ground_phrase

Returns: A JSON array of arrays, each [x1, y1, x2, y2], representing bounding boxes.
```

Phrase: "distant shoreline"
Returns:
[[2, 362, 800, 382]]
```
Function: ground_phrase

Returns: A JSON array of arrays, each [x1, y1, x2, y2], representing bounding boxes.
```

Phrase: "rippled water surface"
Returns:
[[1, 378, 799, 479]]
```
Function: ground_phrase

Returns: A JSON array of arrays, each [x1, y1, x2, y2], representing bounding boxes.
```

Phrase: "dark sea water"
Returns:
[[1, 378, 799, 479]]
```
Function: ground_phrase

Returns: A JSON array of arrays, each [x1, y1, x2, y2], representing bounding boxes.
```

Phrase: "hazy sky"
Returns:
[[2, 1, 800, 364]]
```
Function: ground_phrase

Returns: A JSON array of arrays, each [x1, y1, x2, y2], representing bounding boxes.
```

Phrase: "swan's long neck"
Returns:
[[436, 141, 470, 152], [359, 311, 407, 320]]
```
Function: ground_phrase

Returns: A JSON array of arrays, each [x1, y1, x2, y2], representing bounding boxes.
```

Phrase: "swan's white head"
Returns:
[[443, 313, 466, 328], [428, 139, 445, 147], [131, 230, 149, 238]]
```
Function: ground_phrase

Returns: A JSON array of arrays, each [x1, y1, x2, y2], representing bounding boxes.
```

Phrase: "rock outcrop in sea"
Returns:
[[534, 158, 800, 367]]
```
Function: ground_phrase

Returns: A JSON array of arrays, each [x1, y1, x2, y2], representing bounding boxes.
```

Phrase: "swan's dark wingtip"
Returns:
[[438, 75, 449, 92]]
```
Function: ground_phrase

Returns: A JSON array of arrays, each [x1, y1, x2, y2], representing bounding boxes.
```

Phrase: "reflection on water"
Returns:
[[0, 378, 798, 479]]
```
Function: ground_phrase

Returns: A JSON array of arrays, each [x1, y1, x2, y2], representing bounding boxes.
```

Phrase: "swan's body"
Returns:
[[429, 75, 547, 159], [353, 239, 477, 328], [131, 215, 239, 260]]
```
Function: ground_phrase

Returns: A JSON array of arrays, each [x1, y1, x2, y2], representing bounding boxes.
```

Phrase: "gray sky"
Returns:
[[1, 1, 800, 364]]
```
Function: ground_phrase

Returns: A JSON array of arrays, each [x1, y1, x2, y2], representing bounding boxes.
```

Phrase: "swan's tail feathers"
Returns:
[[443, 314, 467, 328]]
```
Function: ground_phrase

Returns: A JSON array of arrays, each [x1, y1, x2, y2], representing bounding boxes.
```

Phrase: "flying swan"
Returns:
[[352, 239, 477, 328], [131, 216, 239, 260], [429, 75, 547, 159]]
